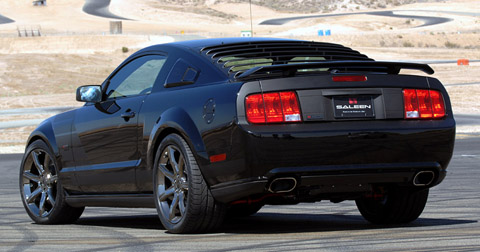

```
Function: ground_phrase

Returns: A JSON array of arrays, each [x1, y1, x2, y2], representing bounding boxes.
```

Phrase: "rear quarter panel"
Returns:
[[137, 81, 243, 191]]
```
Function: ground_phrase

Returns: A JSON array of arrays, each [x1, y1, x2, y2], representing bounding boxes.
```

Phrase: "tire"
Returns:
[[19, 140, 84, 224], [227, 203, 264, 218], [153, 134, 226, 233], [355, 187, 429, 224]]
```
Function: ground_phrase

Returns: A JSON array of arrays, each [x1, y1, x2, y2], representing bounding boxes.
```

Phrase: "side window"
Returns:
[[165, 58, 200, 87], [106, 55, 167, 99]]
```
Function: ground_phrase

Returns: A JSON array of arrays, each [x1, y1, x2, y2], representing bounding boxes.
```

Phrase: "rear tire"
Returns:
[[356, 187, 429, 224], [227, 203, 264, 218], [19, 140, 84, 224], [153, 134, 226, 233]]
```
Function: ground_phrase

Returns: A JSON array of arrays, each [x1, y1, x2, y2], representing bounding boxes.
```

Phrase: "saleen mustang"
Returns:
[[20, 38, 455, 233]]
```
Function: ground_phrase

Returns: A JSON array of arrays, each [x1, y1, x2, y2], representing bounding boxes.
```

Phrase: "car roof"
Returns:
[[130, 38, 432, 81], [154, 37, 301, 51], [134, 37, 376, 80]]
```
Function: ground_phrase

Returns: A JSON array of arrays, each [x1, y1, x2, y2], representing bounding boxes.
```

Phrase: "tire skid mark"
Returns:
[[6, 224, 39, 252], [202, 231, 480, 252], [1, 129, 480, 251]]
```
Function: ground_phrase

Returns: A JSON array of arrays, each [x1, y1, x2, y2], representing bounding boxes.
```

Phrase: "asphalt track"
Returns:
[[260, 10, 454, 26], [0, 107, 77, 129], [0, 137, 479, 251], [405, 10, 480, 17], [82, 0, 129, 20], [0, 14, 14, 25], [80, 0, 462, 30]]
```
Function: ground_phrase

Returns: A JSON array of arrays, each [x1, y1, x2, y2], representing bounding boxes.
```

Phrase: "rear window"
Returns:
[[221, 56, 327, 73], [201, 41, 372, 78]]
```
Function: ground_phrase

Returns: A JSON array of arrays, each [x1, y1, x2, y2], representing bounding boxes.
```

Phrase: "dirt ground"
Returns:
[[0, 0, 479, 153], [1, 45, 478, 112], [1, 47, 478, 153]]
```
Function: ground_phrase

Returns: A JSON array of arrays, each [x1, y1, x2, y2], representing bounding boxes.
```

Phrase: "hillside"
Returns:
[[158, 0, 420, 13]]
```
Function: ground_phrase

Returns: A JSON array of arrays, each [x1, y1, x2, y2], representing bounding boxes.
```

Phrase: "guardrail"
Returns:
[[17, 25, 42, 37]]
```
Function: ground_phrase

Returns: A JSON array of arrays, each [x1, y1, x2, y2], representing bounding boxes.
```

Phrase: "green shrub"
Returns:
[[445, 41, 461, 48]]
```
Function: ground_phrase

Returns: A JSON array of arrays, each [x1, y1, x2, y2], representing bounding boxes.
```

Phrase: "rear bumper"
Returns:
[[211, 161, 447, 203], [203, 118, 455, 203]]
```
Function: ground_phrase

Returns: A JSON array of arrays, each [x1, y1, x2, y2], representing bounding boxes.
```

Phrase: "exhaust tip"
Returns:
[[268, 177, 297, 193], [413, 171, 435, 186]]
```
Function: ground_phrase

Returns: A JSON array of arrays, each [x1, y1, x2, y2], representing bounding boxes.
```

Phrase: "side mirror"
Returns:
[[76, 85, 102, 103]]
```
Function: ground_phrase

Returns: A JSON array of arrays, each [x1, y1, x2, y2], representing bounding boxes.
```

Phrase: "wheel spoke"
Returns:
[[39, 192, 47, 216], [177, 155, 185, 177], [169, 193, 179, 221], [43, 153, 51, 174], [168, 147, 180, 175], [158, 186, 175, 201], [47, 188, 56, 206], [23, 171, 41, 183], [159, 164, 174, 182], [178, 191, 186, 216], [27, 187, 42, 203], [31, 151, 44, 174], [166, 146, 175, 162]]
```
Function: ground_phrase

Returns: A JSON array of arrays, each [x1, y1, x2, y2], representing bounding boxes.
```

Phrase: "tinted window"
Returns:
[[220, 56, 326, 72], [106, 55, 167, 99], [165, 58, 200, 86], [222, 57, 273, 72]]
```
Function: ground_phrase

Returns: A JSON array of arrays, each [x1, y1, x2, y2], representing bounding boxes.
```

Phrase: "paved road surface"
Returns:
[[0, 14, 14, 25], [82, 0, 130, 20], [0, 107, 77, 129], [260, 10, 454, 26], [0, 137, 479, 251]]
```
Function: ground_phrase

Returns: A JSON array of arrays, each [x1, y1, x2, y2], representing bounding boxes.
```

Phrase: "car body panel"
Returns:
[[71, 95, 145, 193], [23, 38, 455, 208]]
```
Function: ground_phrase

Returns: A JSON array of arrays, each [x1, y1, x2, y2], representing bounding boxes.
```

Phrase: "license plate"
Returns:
[[333, 96, 375, 118]]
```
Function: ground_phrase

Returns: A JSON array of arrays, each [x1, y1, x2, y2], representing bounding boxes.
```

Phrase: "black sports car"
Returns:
[[20, 38, 455, 233]]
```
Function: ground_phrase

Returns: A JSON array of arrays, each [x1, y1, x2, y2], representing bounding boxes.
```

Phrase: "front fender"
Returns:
[[26, 119, 59, 156]]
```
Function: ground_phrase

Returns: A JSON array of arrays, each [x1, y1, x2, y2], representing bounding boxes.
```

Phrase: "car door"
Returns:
[[72, 54, 167, 193]]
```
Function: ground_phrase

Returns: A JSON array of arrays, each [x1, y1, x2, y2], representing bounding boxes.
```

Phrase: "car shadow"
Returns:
[[75, 215, 164, 230], [220, 212, 476, 234], [74, 212, 476, 234]]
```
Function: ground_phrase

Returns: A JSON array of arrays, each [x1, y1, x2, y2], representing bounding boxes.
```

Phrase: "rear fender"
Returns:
[[147, 107, 208, 171]]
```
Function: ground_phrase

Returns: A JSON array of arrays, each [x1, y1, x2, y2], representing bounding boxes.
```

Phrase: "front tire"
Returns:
[[153, 134, 226, 233], [19, 140, 84, 224], [356, 187, 429, 224]]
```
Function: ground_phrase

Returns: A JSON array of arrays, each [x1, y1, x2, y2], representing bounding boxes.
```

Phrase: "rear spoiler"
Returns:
[[235, 61, 434, 80]]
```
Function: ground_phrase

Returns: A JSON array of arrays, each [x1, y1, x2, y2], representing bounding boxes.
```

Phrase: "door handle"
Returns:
[[121, 110, 135, 121]]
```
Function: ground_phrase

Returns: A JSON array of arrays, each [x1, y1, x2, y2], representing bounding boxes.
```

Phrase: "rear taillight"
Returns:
[[245, 91, 302, 124], [245, 94, 265, 124], [403, 89, 446, 119]]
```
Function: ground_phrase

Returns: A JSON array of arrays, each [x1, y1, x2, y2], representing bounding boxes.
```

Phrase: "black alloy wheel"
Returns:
[[153, 134, 226, 233], [156, 144, 188, 225], [20, 140, 84, 224]]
